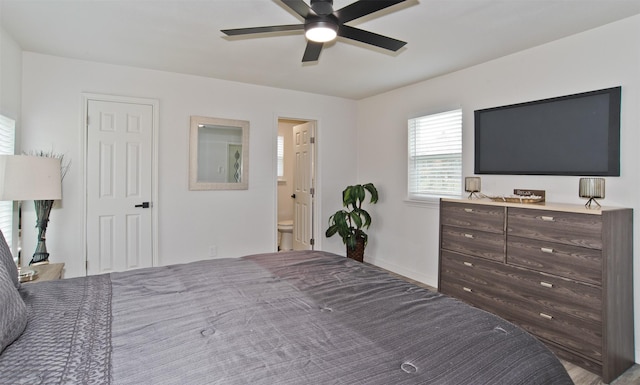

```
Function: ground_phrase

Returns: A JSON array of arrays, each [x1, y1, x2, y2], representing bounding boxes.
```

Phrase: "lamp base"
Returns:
[[584, 197, 601, 209], [467, 191, 481, 199], [30, 252, 50, 265]]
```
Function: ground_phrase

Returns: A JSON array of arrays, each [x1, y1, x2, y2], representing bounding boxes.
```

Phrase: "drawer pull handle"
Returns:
[[540, 247, 554, 254], [540, 216, 555, 222], [463, 287, 473, 292], [464, 233, 474, 239], [540, 281, 554, 288], [539, 313, 553, 320], [463, 262, 474, 267], [464, 208, 474, 213]]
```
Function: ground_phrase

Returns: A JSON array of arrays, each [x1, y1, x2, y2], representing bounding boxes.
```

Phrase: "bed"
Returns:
[[1, 248, 573, 384]]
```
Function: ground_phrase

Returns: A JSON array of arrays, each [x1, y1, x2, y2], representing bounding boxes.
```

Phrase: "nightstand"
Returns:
[[20, 263, 65, 284]]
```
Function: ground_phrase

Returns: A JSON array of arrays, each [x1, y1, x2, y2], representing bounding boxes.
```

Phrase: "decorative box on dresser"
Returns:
[[438, 198, 634, 384]]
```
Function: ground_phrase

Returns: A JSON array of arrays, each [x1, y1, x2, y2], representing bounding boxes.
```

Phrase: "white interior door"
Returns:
[[86, 99, 155, 274], [292, 121, 315, 250]]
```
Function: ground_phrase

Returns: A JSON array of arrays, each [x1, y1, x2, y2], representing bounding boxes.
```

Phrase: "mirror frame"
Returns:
[[189, 116, 249, 190]]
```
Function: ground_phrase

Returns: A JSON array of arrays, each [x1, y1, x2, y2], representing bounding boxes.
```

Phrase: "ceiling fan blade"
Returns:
[[282, 0, 314, 19], [338, 25, 406, 51], [221, 24, 304, 36], [302, 41, 324, 62], [335, 0, 407, 23]]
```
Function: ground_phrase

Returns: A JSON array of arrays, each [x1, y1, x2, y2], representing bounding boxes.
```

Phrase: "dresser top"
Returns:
[[441, 198, 630, 215]]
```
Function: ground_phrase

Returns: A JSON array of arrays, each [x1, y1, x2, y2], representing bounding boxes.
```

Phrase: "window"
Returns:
[[408, 109, 462, 200], [277, 135, 284, 180], [0, 115, 16, 256]]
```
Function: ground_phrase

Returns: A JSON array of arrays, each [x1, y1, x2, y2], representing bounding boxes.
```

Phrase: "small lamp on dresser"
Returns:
[[579, 177, 605, 208], [0, 155, 62, 265], [465, 177, 482, 199]]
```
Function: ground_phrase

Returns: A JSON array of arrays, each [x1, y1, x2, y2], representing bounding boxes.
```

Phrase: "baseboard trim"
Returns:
[[365, 256, 437, 289]]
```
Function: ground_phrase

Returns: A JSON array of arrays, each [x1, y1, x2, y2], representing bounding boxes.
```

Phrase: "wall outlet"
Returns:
[[209, 245, 217, 258]]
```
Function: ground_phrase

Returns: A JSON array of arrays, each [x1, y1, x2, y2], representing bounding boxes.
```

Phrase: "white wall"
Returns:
[[0, 26, 21, 122], [357, 15, 640, 360], [19, 53, 357, 278], [0, 26, 22, 256]]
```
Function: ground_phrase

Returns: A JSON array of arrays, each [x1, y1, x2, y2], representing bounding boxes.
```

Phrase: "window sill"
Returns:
[[404, 195, 463, 208], [403, 198, 440, 208]]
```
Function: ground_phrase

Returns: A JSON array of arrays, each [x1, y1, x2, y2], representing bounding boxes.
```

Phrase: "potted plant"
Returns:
[[325, 183, 378, 262]]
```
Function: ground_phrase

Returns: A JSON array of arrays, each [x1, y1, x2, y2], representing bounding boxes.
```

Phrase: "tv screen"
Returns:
[[474, 86, 621, 176]]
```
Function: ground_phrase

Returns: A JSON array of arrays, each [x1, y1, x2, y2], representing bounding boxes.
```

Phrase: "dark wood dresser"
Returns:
[[438, 198, 634, 383]]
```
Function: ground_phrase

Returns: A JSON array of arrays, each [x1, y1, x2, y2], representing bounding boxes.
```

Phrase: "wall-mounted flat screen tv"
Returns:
[[474, 86, 621, 176]]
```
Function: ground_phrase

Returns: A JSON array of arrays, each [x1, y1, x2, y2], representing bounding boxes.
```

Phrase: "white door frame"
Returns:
[[81, 93, 159, 275], [275, 115, 320, 251]]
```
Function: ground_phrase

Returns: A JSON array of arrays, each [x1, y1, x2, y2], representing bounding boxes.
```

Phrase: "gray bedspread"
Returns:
[[1, 250, 573, 384]]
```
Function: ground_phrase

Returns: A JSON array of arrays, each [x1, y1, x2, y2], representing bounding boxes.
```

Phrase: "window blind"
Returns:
[[277, 135, 284, 178], [408, 109, 462, 199], [0, 115, 16, 252]]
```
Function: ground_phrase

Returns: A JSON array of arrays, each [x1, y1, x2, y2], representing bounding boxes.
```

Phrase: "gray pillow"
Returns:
[[0, 260, 27, 354], [0, 229, 19, 289]]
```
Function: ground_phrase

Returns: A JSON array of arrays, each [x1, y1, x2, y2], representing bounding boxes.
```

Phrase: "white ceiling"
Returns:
[[2, 0, 640, 100]]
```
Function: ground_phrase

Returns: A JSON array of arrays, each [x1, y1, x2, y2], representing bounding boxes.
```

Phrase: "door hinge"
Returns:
[[310, 187, 315, 195], [310, 238, 315, 246], [310, 137, 315, 144], [85, 260, 88, 271]]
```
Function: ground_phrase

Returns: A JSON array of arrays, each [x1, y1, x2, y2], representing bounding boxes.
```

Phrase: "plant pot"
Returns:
[[346, 236, 366, 263]]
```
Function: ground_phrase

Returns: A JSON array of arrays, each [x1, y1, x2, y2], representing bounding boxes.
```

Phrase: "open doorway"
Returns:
[[276, 118, 316, 252]]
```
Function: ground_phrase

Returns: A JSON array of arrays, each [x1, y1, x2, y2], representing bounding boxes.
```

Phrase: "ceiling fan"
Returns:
[[221, 0, 408, 62]]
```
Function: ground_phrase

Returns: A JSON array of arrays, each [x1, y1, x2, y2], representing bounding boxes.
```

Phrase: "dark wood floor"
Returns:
[[369, 263, 639, 385]]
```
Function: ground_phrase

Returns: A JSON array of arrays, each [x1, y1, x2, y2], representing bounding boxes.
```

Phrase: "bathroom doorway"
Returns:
[[276, 118, 316, 251]]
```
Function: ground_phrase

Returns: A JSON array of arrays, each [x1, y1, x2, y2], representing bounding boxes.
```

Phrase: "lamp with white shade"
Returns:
[[464, 177, 482, 199], [0, 155, 62, 265], [579, 177, 605, 209]]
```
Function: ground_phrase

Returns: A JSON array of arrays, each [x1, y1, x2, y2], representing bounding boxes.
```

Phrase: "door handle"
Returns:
[[135, 202, 150, 208], [291, 194, 296, 198]]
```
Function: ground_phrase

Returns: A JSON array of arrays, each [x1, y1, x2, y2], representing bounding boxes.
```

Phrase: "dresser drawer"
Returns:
[[440, 250, 510, 290], [441, 251, 601, 323], [507, 236, 602, 285], [440, 250, 529, 320], [439, 257, 507, 317], [503, 301, 603, 363], [441, 274, 602, 363], [494, 262, 602, 325], [441, 226, 505, 262], [440, 251, 603, 362], [440, 201, 504, 233], [507, 208, 602, 249]]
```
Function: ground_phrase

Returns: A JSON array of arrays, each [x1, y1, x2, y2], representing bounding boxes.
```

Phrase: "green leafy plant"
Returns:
[[326, 183, 379, 252]]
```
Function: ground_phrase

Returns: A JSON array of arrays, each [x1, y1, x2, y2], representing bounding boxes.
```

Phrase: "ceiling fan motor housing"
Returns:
[[310, 0, 334, 15], [305, 13, 340, 32]]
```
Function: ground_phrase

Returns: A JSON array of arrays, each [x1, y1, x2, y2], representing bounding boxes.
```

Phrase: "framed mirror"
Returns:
[[189, 116, 249, 190]]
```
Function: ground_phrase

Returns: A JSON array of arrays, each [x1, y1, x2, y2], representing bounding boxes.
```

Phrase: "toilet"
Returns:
[[278, 219, 294, 251]]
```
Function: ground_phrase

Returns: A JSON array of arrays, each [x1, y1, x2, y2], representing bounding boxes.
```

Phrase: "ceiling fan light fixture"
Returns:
[[305, 21, 338, 43]]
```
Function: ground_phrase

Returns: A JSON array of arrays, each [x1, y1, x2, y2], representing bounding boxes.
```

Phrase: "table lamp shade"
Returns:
[[0, 155, 62, 201], [465, 177, 481, 192], [579, 178, 605, 199]]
